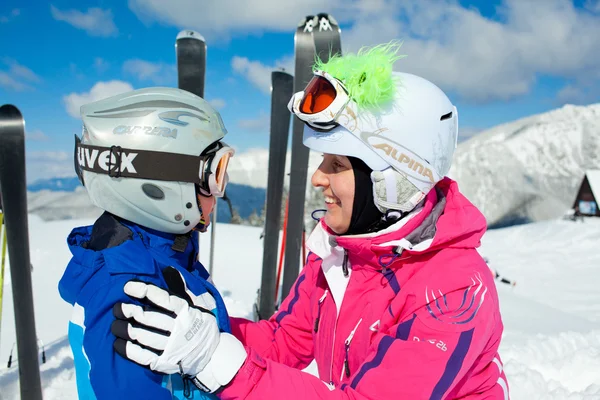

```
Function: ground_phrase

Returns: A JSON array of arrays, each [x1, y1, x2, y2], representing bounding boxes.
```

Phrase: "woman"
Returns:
[[112, 43, 509, 399]]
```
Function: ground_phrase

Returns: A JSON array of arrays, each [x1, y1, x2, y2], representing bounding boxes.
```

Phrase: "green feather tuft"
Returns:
[[314, 41, 405, 109]]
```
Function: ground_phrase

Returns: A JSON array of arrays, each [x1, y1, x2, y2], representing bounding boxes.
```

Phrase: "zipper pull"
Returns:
[[342, 250, 349, 277], [344, 353, 351, 378], [182, 376, 191, 398], [314, 290, 328, 333], [341, 319, 363, 380]]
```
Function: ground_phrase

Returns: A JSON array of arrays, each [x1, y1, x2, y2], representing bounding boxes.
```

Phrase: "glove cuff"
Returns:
[[194, 333, 247, 392]]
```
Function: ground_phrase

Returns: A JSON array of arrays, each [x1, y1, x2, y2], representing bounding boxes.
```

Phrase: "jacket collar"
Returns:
[[306, 178, 486, 271]]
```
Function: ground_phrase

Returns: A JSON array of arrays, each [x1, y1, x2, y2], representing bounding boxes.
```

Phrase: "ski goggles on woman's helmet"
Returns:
[[197, 141, 234, 198], [288, 70, 358, 133]]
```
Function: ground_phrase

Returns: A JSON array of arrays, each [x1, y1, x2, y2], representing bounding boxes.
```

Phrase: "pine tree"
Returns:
[[247, 209, 263, 227], [229, 207, 244, 225]]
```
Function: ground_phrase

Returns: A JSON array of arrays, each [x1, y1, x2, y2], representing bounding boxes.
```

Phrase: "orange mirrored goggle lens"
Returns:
[[214, 152, 231, 192], [300, 75, 337, 114]]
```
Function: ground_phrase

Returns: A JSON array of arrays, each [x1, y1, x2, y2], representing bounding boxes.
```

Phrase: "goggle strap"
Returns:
[[75, 140, 204, 183]]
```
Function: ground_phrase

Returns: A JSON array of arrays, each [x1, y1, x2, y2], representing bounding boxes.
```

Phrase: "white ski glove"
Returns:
[[112, 267, 247, 393]]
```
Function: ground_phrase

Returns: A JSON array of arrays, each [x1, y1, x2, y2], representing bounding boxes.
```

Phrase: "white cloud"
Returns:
[[457, 127, 481, 143], [585, 0, 600, 13], [122, 59, 176, 85], [556, 82, 600, 105], [238, 112, 269, 132], [0, 8, 20, 23], [92, 0, 600, 106], [50, 5, 118, 37], [0, 72, 28, 91], [338, 0, 600, 103], [0, 59, 40, 91], [63, 80, 134, 118], [231, 57, 272, 94], [231, 56, 293, 93], [5, 58, 41, 82], [209, 98, 226, 110], [94, 57, 109, 73], [26, 129, 50, 142], [128, 0, 346, 39], [26, 151, 74, 183]]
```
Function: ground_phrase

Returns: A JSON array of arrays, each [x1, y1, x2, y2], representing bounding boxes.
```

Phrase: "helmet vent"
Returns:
[[142, 183, 165, 200], [440, 111, 453, 121]]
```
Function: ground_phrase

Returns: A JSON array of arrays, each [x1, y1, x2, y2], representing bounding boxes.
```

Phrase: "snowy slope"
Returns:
[[450, 103, 600, 227], [227, 148, 323, 189], [1, 216, 600, 398], [25, 183, 267, 223]]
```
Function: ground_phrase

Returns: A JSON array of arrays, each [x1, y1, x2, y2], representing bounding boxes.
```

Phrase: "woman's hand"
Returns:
[[111, 267, 247, 393]]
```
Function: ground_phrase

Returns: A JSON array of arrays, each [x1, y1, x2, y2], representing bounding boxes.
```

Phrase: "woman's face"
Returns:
[[311, 154, 355, 234]]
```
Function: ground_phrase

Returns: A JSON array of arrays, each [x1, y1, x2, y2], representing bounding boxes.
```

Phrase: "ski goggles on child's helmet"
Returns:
[[74, 135, 234, 198], [288, 70, 357, 133], [196, 141, 234, 198]]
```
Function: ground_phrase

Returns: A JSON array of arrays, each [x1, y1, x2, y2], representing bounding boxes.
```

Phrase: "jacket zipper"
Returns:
[[329, 247, 349, 386], [314, 290, 328, 333], [329, 311, 340, 386], [340, 318, 363, 381]]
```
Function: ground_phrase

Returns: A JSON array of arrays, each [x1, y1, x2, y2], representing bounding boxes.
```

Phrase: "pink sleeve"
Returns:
[[219, 286, 507, 400], [229, 257, 318, 370]]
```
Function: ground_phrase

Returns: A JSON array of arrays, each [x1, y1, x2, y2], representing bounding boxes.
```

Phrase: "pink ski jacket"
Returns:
[[221, 178, 509, 399]]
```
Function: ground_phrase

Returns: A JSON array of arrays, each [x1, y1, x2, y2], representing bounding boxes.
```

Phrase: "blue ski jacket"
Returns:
[[59, 212, 230, 400]]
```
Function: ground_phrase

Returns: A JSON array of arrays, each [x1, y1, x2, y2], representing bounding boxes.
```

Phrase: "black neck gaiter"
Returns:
[[343, 157, 384, 235]]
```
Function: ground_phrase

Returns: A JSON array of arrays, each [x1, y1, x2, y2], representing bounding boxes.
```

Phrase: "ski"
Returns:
[[258, 70, 294, 320], [281, 14, 342, 301], [175, 29, 218, 274], [280, 16, 317, 302], [312, 13, 342, 65], [0, 104, 42, 400], [175, 30, 207, 98]]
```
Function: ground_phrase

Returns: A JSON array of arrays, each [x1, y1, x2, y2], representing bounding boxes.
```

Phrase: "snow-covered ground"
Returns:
[[1, 215, 600, 399]]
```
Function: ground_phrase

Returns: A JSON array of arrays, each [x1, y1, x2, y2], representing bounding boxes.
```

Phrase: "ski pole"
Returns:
[[0, 212, 5, 337], [37, 338, 46, 364], [301, 226, 306, 267], [7, 341, 15, 368], [274, 197, 289, 306]]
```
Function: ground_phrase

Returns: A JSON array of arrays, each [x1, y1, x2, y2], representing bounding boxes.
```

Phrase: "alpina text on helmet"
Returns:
[[372, 143, 435, 183], [77, 147, 138, 173]]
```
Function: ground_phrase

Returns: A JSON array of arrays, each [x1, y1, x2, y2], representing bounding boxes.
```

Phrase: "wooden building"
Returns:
[[572, 170, 600, 217]]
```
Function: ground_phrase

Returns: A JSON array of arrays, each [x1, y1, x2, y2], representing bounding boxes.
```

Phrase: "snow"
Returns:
[[585, 170, 600, 203], [1, 215, 600, 399], [449, 103, 600, 226]]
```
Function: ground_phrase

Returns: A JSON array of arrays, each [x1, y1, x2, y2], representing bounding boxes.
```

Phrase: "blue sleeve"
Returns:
[[187, 263, 231, 333], [75, 274, 173, 400], [194, 261, 210, 281]]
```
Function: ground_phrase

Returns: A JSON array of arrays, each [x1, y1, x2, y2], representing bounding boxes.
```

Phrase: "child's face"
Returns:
[[311, 154, 355, 235], [197, 194, 216, 227]]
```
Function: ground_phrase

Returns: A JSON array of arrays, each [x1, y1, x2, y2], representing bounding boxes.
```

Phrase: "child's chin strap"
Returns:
[[194, 209, 208, 233], [171, 232, 192, 252]]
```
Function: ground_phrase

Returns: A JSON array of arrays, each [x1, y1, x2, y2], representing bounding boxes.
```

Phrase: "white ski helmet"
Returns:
[[294, 70, 458, 213], [75, 87, 232, 234]]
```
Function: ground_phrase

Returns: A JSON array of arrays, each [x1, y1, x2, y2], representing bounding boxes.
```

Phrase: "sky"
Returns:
[[1, 0, 599, 182]]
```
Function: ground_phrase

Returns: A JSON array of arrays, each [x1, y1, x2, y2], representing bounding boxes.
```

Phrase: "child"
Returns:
[[59, 87, 237, 399]]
